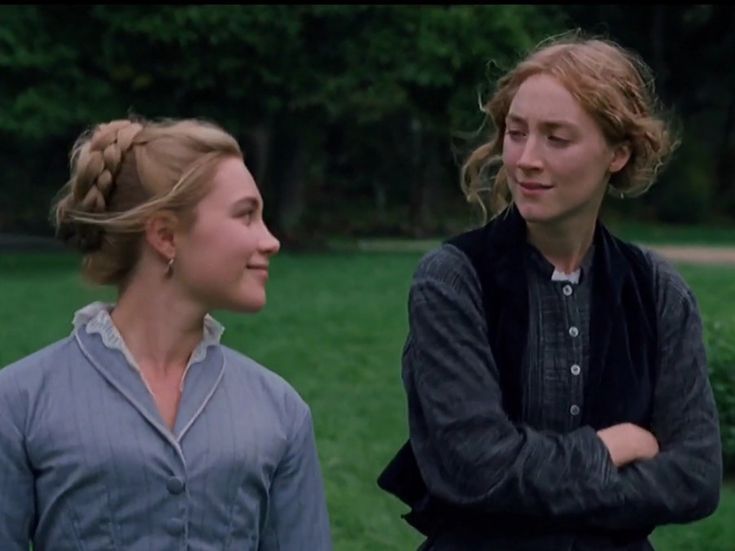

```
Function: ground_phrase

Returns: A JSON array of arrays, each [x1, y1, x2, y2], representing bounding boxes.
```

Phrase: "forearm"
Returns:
[[583, 259, 723, 530], [585, 420, 721, 529], [415, 420, 628, 517]]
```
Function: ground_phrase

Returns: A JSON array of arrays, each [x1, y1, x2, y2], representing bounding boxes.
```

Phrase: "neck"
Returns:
[[110, 275, 206, 377], [526, 217, 597, 274]]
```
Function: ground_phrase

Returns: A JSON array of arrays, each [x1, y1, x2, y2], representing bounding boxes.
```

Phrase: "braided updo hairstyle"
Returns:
[[53, 117, 242, 286]]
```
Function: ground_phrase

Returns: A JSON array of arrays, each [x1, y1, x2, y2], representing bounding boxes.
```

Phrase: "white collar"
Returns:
[[72, 301, 225, 393], [550, 268, 581, 284]]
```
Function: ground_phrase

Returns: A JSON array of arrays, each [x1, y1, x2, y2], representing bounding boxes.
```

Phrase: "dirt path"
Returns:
[[647, 245, 735, 266], [354, 239, 735, 266], [2, 234, 735, 265]]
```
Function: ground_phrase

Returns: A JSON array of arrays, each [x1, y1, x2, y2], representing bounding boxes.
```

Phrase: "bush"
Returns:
[[653, 139, 715, 224], [706, 320, 735, 476]]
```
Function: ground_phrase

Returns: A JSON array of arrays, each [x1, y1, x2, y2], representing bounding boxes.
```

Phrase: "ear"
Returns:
[[609, 141, 632, 174], [143, 211, 179, 260]]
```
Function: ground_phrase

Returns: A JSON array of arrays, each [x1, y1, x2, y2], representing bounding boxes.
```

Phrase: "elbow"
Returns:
[[694, 474, 721, 520], [423, 452, 498, 505], [427, 426, 525, 507], [677, 464, 722, 523], [694, 451, 724, 520]]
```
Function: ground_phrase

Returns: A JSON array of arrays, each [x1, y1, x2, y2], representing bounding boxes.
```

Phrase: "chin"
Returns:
[[514, 201, 554, 224], [239, 295, 267, 313], [216, 293, 266, 314]]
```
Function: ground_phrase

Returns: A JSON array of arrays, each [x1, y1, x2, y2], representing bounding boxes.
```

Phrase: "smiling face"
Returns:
[[502, 73, 630, 232], [173, 157, 280, 313]]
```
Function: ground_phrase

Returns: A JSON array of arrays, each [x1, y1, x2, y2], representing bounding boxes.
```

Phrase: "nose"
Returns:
[[260, 222, 281, 256], [516, 135, 543, 171]]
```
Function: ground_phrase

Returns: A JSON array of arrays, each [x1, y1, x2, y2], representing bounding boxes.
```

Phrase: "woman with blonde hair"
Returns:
[[379, 32, 722, 550], [0, 117, 332, 550]]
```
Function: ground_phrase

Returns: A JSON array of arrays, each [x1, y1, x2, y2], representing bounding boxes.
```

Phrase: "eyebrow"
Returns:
[[505, 113, 578, 131], [231, 197, 261, 210]]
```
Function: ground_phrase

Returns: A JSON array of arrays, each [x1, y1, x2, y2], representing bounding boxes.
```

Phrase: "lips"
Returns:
[[247, 264, 269, 278], [518, 181, 553, 190]]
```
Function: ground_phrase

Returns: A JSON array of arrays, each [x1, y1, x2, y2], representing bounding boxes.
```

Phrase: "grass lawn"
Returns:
[[604, 220, 735, 247], [0, 249, 733, 550]]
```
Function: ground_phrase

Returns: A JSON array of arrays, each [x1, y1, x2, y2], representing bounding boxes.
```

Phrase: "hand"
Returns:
[[597, 423, 660, 467]]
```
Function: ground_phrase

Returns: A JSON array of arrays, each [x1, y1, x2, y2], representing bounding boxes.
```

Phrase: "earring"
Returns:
[[165, 256, 175, 277], [609, 185, 624, 200]]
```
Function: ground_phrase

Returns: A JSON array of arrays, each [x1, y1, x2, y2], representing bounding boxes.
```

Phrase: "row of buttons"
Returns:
[[166, 476, 186, 535], [167, 476, 185, 494], [564, 284, 581, 417]]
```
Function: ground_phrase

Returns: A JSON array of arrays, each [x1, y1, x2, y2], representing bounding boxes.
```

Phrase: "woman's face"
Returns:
[[174, 157, 280, 313], [502, 73, 630, 231]]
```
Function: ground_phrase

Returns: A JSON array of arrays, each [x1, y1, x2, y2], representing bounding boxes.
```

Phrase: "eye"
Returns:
[[505, 129, 526, 141], [238, 209, 255, 224], [548, 135, 570, 146]]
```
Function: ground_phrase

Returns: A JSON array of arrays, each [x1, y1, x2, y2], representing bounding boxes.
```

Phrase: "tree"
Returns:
[[563, 5, 735, 221]]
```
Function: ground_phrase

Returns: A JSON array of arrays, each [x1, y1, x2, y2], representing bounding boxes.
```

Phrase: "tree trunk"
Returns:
[[408, 117, 428, 236], [651, 6, 667, 92], [275, 135, 306, 238], [248, 123, 273, 192], [716, 88, 735, 205], [265, 124, 307, 247]]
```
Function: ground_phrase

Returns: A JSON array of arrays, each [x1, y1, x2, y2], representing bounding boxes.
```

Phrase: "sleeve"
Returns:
[[0, 369, 36, 549], [404, 245, 627, 518], [586, 256, 722, 530], [259, 407, 333, 551]]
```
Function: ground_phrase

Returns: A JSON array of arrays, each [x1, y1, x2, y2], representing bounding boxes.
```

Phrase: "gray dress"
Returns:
[[404, 244, 721, 550], [0, 302, 333, 550]]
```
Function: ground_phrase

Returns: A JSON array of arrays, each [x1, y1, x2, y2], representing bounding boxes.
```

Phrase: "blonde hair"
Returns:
[[461, 31, 679, 220], [52, 117, 242, 286]]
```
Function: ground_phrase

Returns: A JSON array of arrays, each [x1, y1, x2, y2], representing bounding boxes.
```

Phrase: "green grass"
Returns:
[[1, 250, 733, 550], [652, 483, 735, 551], [676, 264, 735, 326], [604, 220, 735, 247]]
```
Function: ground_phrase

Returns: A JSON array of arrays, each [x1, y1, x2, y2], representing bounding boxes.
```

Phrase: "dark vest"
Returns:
[[377, 206, 659, 543]]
